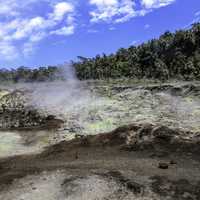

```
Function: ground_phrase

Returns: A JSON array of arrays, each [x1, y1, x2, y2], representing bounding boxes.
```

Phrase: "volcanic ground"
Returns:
[[0, 80, 200, 200]]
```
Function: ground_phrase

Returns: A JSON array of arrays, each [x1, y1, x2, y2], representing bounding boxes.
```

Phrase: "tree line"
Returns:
[[0, 23, 200, 82], [0, 66, 64, 83], [73, 23, 200, 81]]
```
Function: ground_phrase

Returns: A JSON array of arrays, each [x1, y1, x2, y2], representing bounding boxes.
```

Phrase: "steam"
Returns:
[[27, 64, 94, 116], [60, 63, 76, 80]]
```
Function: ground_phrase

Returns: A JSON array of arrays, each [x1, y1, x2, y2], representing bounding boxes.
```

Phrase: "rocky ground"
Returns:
[[0, 88, 63, 130], [0, 80, 199, 199]]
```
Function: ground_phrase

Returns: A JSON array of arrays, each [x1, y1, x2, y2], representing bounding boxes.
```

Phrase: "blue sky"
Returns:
[[0, 0, 200, 68]]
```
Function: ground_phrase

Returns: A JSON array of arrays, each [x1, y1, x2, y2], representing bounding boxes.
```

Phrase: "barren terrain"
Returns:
[[0, 80, 200, 199]]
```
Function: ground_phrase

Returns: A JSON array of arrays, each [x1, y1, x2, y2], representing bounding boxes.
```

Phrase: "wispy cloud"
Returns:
[[141, 0, 175, 9], [184, 11, 200, 29], [50, 25, 75, 36], [109, 27, 116, 31], [195, 11, 200, 17], [0, 0, 76, 59], [87, 29, 99, 33], [130, 40, 139, 45], [89, 0, 136, 23], [88, 0, 176, 24], [144, 24, 150, 29]]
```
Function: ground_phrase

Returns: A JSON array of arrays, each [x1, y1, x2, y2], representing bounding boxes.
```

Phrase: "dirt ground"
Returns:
[[0, 123, 200, 199], [0, 81, 200, 199]]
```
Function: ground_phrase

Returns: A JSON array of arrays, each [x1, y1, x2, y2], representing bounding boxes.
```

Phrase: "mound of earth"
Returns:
[[0, 123, 200, 199]]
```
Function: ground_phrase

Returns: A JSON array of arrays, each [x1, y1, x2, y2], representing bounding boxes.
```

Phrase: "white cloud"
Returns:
[[87, 29, 99, 33], [23, 42, 35, 57], [109, 27, 116, 31], [131, 40, 139, 45], [89, 0, 136, 23], [89, 0, 176, 23], [0, 0, 18, 16], [195, 11, 200, 17], [50, 25, 75, 36], [0, 0, 76, 60], [50, 2, 74, 21], [141, 0, 175, 9], [12, 17, 45, 40], [0, 41, 18, 60], [144, 24, 150, 29], [0, 0, 48, 16]]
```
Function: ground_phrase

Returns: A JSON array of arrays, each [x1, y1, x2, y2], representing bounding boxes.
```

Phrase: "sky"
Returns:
[[0, 0, 200, 68]]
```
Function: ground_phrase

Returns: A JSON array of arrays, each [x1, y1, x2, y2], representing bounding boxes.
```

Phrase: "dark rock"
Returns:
[[46, 115, 56, 120], [158, 162, 169, 169]]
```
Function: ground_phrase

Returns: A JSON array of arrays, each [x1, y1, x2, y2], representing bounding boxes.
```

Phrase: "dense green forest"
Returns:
[[0, 66, 63, 83], [74, 23, 200, 81], [0, 23, 200, 82]]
